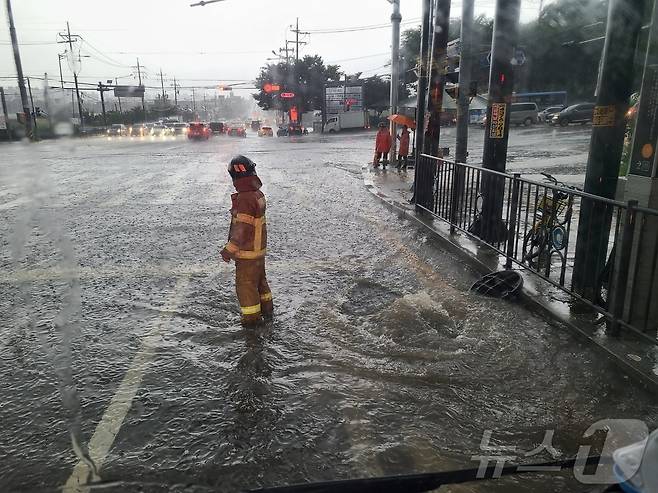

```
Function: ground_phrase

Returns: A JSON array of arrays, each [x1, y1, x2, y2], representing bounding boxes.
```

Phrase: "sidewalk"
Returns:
[[363, 164, 658, 392]]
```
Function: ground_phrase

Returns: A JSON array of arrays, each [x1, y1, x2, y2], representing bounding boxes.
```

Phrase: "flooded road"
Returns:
[[0, 129, 656, 492]]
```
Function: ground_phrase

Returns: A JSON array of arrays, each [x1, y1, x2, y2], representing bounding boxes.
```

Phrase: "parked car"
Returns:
[[509, 102, 539, 126], [258, 126, 274, 137], [550, 103, 595, 126], [107, 124, 128, 137], [538, 105, 565, 123], [209, 122, 224, 134], [227, 124, 246, 137], [187, 122, 211, 140]]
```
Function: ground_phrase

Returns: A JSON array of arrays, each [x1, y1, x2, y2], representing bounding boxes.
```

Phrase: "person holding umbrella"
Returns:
[[396, 124, 411, 171]]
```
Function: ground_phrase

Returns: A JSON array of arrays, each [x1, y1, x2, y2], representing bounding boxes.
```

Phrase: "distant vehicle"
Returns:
[[287, 123, 304, 136], [324, 110, 369, 132], [512, 91, 568, 109], [187, 122, 211, 140], [251, 120, 262, 132], [509, 102, 539, 126], [107, 124, 128, 137], [129, 124, 148, 137], [538, 106, 565, 123], [150, 124, 170, 137], [209, 122, 224, 134], [258, 126, 273, 137], [227, 124, 246, 137], [550, 103, 595, 126], [169, 122, 188, 135]]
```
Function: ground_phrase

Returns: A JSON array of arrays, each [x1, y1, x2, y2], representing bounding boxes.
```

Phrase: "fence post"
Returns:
[[449, 161, 459, 234], [505, 173, 521, 269], [608, 200, 638, 336]]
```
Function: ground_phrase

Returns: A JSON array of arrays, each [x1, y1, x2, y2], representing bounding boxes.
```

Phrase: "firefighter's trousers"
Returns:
[[235, 258, 273, 324]]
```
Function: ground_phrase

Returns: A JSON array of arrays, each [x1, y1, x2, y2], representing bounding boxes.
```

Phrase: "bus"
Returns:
[[511, 91, 567, 110]]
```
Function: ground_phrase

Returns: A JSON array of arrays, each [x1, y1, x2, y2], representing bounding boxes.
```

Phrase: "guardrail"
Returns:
[[415, 153, 658, 345]]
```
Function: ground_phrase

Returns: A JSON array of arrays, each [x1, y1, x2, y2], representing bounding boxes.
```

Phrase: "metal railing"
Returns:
[[415, 153, 658, 345]]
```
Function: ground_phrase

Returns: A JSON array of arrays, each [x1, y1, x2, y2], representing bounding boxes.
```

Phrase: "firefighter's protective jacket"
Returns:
[[221, 176, 267, 260]]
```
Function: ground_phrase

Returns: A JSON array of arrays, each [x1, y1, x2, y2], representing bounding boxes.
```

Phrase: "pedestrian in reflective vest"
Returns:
[[373, 122, 392, 168], [220, 155, 273, 325]]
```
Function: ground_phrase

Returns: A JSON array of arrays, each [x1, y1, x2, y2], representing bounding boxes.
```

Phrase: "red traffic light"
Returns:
[[280, 92, 295, 99], [263, 83, 281, 93]]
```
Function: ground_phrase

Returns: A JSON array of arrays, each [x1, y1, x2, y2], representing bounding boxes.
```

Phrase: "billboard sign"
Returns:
[[114, 85, 145, 98], [325, 83, 364, 114]]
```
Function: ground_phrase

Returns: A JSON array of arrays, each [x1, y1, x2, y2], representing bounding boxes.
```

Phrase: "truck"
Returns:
[[323, 111, 369, 133]]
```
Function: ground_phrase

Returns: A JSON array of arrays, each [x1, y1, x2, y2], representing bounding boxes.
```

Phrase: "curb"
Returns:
[[362, 165, 658, 394]]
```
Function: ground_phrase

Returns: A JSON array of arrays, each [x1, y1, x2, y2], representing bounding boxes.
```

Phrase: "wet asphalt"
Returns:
[[0, 127, 656, 493]]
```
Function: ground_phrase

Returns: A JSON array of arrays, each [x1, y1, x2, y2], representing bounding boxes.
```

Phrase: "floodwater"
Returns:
[[0, 129, 656, 492]]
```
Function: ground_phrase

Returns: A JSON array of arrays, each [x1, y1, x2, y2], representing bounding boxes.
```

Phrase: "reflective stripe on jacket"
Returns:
[[223, 176, 267, 260]]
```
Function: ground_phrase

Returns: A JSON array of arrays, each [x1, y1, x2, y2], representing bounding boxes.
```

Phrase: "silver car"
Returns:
[[509, 102, 539, 126]]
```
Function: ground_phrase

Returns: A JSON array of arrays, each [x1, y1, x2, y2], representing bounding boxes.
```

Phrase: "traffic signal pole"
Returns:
[[477, 0, 521, 243], [571, 0, 646, 299], [425, 0, 452, 156], [389, 0, 401, 166], [5, 0, 33, 140], [413, 0, 433, 210], [455, 0, 474, 165]]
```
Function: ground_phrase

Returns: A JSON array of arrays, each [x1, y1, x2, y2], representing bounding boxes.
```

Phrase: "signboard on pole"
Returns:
[[280, 92, 295, 99], [114, 85, 145, 98], [489, 103, 507, 139], [0, 114, 6, 130], [630, 64, 658, 177], [325, 83, 364, 114]]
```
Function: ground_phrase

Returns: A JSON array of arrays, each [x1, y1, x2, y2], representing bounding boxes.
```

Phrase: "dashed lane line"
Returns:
[[62, 276, 190, 493]]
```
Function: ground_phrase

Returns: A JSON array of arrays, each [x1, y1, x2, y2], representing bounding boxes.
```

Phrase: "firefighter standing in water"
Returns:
[[373, 122, 392, 168], [396, 124, 411, 171], [220, 155, 273, 325]]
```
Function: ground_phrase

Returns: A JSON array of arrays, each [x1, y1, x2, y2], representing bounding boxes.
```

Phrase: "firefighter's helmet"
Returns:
[[228, 155, 257, 180]]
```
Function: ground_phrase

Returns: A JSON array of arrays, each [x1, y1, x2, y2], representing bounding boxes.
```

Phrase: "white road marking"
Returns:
[[62, 276, 190, 493]]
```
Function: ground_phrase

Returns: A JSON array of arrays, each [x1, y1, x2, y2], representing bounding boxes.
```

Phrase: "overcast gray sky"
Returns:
[[1, 0, 543, 99]]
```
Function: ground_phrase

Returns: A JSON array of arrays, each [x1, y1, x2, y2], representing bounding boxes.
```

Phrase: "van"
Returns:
[[509, 102, 539, 126]]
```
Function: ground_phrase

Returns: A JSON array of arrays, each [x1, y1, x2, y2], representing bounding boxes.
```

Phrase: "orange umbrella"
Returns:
[[388, 114, 416, 129]]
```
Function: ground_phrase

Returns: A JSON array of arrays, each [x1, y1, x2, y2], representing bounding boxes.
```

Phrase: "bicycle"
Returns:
[[522, 173, 579, 268]]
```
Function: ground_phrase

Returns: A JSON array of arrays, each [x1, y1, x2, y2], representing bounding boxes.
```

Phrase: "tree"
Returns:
[[253, 55, 342, 113]]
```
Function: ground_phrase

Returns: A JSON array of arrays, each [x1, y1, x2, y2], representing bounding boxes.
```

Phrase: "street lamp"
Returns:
[[190, 0, 226, 6]]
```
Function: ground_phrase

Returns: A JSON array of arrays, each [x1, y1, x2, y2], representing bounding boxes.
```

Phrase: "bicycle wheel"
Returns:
[[523, 228, 549, 266]]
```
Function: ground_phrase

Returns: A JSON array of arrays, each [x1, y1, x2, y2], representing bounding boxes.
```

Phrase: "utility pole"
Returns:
[[425, 0, 452, 156], [389, 0, 401, 167], [115, 77, 122, 113], [6, 0, 33, 140], [572, 0, 646, 299], [58, 53, 66, 89], [192, 87, 196, 113], [26, 76, 38, 140], [98, 81, 108, 128], [0, 86, 10, 140], [413, 0, 433, 209], [58, 22, 85, 132], [136, 58, 146, 122], [159, 68, 166, 101], [477, 0, 521, 243], [43, 73, 53, 132], [173, 77, 178, 106], [455, 0, 474, 165]]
